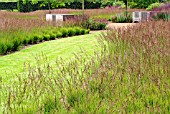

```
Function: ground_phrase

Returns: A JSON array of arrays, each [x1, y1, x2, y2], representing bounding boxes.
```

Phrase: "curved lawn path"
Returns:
[[0, 33, 100, 83]]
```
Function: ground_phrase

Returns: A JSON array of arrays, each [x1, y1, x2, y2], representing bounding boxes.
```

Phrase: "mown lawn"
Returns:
[[0, 33, 100, 83]]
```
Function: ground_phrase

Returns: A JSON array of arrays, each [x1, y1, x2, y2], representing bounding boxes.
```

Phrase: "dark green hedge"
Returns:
[[0, 1, 101, 12], [0, 1, 167, 12], [65, 2, 101, 9], [0, 2, 17, 10]]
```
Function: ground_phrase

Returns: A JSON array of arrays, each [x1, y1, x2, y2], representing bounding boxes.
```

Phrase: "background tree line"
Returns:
[[0, 0, 169, 12]]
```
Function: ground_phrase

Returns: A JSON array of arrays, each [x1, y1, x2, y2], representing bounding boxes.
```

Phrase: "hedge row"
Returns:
[[0, 1, 101, 12], [0, 1, 168, 12], [0, 27, 90, 55], [0, 2, 17, 10]]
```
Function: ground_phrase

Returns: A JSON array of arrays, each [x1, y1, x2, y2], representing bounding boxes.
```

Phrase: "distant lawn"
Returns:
[[0, 33, 101, 83]]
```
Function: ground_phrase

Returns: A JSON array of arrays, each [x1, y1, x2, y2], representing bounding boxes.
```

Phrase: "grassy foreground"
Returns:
[[0, 33, 100, 83], [1, 21, 170, 114]]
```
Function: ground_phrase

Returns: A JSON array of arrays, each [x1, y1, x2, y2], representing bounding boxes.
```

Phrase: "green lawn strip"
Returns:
[[0, 33, 101, 83]]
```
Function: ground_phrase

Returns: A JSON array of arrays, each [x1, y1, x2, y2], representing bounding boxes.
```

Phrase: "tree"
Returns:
[[17, 0, 101, 15], [123, 0, 128, 17], [18, 0, 74, 13]]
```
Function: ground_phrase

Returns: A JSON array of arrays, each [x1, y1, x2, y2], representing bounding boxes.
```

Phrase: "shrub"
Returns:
[[43, 34, 50, 41], [50, 33, 56, 40], [112, 12, 132, 23], [152, 12, 170, 21], [32, 34, 44, 42], [42, 30, 49, 34], [0, 43, 7, 55], [28, 36, 34, 44], [100, 23, 107, 30], [152, 3, 170, 11], [128, 2, 137, 9], [80, 29, 86, 35], [56, 31, 63, 38], [134, 1, 161, 8], [0, 27, 90, 55], [85, 29, 90, 34], [32, 34, 39, 44], [60, 28, 68, 37], [68, 28, 76, 36], [51, 29, 58, 34], [6, 42, 13, 53], [38, 34, 44, 42], [22, 37, 29, 45], [108, 17, 112, 21], [146, 3, 164, 11], [111, 16, 117, 22], [101, 1, 113, 8], [48, 32, 56, 40], [113, 1, 125, 9], [115, 15, 126, 23], [12, 38, 21, 51], [75, 27, 81, 35], [85, 19, 107, 30]]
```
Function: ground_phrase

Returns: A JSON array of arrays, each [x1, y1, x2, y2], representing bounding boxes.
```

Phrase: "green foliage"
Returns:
[[146, 3, 164, 11], [0, 1, 102, 12], [0, 27, 90, 55], [80, 29, 86, 35], [113, 1, 126, 8], [85, 19, 107, 30], [1, 0, 169, 12], [51, 2, 66, 8], [56, 31, 63, 38], [12, 38, 21, 51], [60, 28, 68, 37], [43, 34, 50, 41], [6, 41, 13, 52], [48, 32, 56, 40], [112, 12, 132, 23], [130, 0, 164, 8], [1, 21, 170, 113], [43, 95, 61, 114], [152, 12, 170, 21], [0, 42, 7, 54], [116, 15, 126, 23], [32, 34, 39, 43], [75, 27, 81, 35], [128, 2, 137, 9], [23, 37, 29, 45], [38, 34, 44, 42], [0, 2, 17, 10], [85, 29, 90, 34], [67, 28, 76, 36]]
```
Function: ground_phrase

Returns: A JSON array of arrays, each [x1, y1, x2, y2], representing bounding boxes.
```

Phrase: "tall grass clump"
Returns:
[[1, 20, 170, 113]]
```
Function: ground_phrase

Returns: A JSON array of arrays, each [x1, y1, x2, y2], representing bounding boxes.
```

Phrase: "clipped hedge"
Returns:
[[0, 27, 90, 55], [0, 2, 17, 11], [0, 1, 101, 12]]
